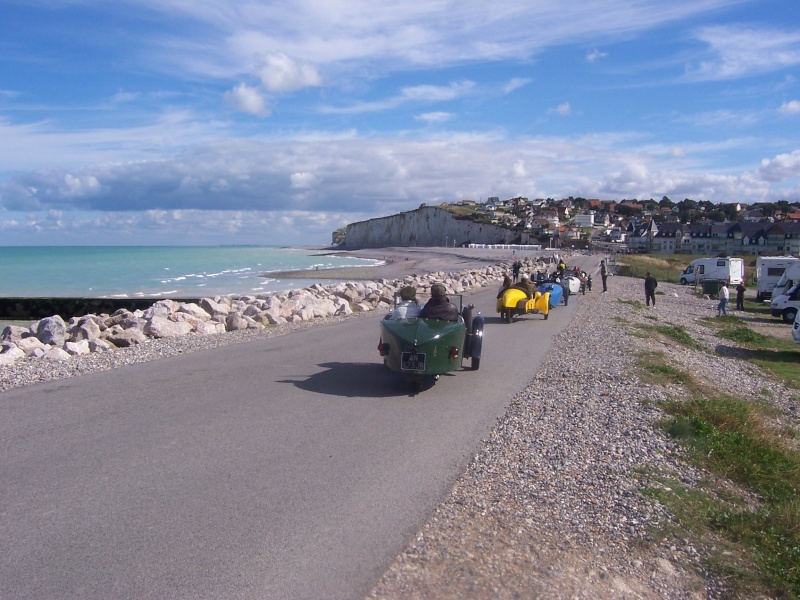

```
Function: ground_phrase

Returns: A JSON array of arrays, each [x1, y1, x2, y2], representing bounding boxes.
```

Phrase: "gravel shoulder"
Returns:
[[369, 276, 798, 599]]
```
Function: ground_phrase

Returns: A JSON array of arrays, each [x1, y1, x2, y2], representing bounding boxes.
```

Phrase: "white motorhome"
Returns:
[[755, 256, 799, 301], [679, 257, 744, 286], [770, 260, 800, 300], [770, 282, 800, 323]]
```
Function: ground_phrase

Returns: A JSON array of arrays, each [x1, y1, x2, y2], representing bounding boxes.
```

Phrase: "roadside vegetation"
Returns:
[[631, 314, 800, 597], [618, 254, 758, 285]]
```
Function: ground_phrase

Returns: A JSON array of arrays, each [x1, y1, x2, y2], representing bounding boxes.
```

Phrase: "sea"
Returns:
[[0, 246, 382, 299]]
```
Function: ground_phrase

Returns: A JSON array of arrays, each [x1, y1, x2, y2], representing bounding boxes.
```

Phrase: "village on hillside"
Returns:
[[386, 196, 800, 256]]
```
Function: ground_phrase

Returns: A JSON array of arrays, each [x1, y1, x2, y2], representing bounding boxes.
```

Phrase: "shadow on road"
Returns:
[[277, 362, 411, 398]]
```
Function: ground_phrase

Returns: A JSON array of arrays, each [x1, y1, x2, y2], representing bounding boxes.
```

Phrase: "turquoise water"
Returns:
[[0, 246, 380, 298]]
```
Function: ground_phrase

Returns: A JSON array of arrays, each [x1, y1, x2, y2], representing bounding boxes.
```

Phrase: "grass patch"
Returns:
[[718, 326, 770, 346], [638, 352, 692, 387], [636, 323, 703, 350], [656, 395, 800, 597], [707, 321, 800, 388], [619, 299, 646, 309]]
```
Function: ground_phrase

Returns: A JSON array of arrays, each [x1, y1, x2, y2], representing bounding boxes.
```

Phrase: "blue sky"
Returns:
[[1, 0, 799, 246]]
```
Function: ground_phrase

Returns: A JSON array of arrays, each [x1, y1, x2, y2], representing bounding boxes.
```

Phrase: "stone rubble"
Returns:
[[2, 258, 797, 598]]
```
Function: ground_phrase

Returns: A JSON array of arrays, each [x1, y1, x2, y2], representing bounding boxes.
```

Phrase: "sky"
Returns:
[[1, 0, 799, 246]]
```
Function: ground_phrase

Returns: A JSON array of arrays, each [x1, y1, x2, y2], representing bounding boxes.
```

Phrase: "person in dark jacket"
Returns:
[[735, 282, 747, 311], [600, 260, 608, 292], [419, 283, 459, 321], [644, 272, 658, 306]]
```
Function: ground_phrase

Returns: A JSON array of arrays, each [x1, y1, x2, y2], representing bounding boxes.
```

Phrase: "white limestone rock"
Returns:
[[68, 317, 102, 342], [104, 328, 147, 347], [1, 325, 32, 342], [36, 315, 68, 346], [194, 321, 225, 335], [16, 337, 46, 355], [199, 298, 230, 316], [225, 313, 248, 331], [63, 340, 90, 356], [43, 347, 70, 361], [177, 302, 212, 320], [144, 316, 193, 338], [89, 339, 114, 353]]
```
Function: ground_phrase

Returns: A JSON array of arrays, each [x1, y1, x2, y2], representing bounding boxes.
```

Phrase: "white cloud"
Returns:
[[415, 112, 454, 123], [549, 103, 571, 116], [320, 81, 475, 115], [290, 172, 319, 189], [503, 78, 531, 94], [224, 83, 270, 116], [778, 100, 800, 115], [758, 150, 800, 183], [687, 25, 800, 81], [586, 49, 608, 62], [254, 52, 323, 93]]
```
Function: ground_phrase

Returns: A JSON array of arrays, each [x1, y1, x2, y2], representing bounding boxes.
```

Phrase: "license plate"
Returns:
[[401, 352, 426, 371]]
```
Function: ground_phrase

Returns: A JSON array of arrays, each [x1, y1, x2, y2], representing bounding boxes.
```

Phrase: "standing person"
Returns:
[[717, 282, 730, 316], [600, 260, 608, 292], [644, 272, 658, 306], [735, 281, 747, 311], [560, 277, 570, 306], [512, 260, 522, 282]]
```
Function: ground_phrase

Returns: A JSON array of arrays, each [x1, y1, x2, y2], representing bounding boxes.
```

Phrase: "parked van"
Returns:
[[770, 261, 800, 300], [755, 256, 799, 301], [770, 282, 800, 323], [679, 257, 744, 286]]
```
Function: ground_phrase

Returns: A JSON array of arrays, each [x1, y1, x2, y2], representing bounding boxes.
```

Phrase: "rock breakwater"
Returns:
[[0, 256, 548, 370]]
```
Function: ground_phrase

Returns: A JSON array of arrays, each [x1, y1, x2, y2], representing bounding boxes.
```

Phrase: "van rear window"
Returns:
[[767, 267, 785, 277]]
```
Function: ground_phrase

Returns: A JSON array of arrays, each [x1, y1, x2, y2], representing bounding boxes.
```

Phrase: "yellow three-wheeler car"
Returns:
[[496, 287, 550, 323]]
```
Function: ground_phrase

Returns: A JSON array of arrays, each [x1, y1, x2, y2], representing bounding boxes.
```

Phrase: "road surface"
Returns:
[[1, 283, 581, 599]]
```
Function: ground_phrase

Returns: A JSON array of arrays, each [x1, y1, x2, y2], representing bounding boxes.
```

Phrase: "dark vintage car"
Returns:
[[378, 294, 484, 391]]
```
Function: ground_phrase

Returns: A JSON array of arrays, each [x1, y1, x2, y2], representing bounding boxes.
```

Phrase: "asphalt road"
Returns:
[[1, 282, 584, 599]]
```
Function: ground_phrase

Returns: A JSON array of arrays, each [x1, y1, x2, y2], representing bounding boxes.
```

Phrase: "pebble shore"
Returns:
[[369, 276, 798, 599], [2, 270, 797, 598]]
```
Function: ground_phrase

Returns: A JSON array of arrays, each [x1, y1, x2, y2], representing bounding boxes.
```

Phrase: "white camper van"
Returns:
[[770, 260, 800, 300], [770, 282, 800, 323], [679, 257, 744, 286], [755, 256, 799, 301]]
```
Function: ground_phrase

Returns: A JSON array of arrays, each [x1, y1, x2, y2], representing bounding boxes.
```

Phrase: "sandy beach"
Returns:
[[273, 246, 560, 282]]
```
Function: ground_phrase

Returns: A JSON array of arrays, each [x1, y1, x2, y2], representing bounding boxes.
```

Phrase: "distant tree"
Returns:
[[707, 209, 726, 222], [616, 204, 642, 218], [756, 202, 779, 218], [722, 203, 739, 221], [699, 200, 715, 212], [659, 196, 674, 208], [638, 198, 656, 211]]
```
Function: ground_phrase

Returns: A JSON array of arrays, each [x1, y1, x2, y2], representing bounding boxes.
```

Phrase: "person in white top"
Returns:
[[717, 282, 730, 316], [391, 286, 421, 319]]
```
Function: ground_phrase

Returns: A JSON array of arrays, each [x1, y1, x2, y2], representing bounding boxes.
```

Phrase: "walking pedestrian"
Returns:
[[644, 272, 658, 306], [717, 282, 730, 316], [600, 260, 608, 292], [735, 282, 747, 311]]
